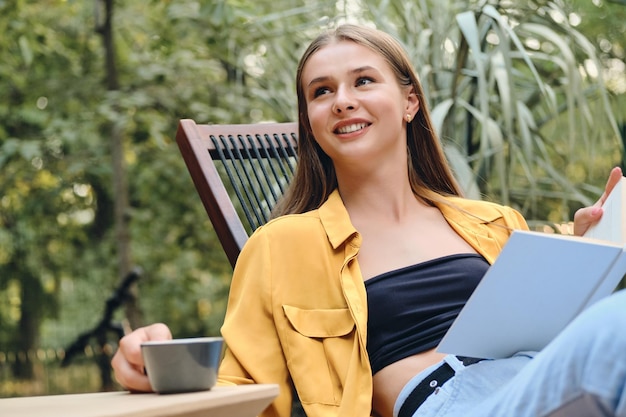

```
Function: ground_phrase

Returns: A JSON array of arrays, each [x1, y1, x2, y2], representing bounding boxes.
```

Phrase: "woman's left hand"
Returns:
[[573, 166, 624, 236]]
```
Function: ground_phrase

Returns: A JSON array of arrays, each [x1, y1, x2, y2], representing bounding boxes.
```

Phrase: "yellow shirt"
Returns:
[[218, 190, 528, 417]]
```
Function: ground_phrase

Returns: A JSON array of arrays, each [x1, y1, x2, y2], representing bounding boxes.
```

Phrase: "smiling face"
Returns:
[[300, 40, 419, 171], [274, 25, 461, 216]]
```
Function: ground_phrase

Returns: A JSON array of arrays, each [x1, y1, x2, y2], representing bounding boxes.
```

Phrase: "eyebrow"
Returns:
[[306, 66, 378, 88]]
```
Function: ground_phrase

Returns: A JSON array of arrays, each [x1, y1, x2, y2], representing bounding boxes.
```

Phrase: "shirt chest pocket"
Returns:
[[281, 305, 356, 406]]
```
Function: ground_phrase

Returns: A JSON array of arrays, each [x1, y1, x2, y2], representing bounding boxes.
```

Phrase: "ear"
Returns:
[[405, 87, 420, 117]]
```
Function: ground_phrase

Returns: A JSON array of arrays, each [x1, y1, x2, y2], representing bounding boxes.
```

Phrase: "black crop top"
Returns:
[[365, 253, 489, 374]]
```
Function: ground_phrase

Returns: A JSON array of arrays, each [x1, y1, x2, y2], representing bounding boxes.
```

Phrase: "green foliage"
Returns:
[[350, 0, 624, 225], [0, 0, 340, 385]]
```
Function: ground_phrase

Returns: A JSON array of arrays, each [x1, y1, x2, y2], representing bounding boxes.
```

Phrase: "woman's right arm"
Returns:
[[217, 229, 293, 417]]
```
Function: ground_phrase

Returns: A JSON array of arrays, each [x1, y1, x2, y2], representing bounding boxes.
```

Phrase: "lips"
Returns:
[[335, 122, 370, 134]]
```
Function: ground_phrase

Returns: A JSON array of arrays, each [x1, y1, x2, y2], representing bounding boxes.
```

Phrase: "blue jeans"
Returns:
[[394, 289, 626, 417]]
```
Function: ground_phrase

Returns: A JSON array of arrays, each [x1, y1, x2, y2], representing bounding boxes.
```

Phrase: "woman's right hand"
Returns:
[[111, 323, 172, 392], [573, 166, 623, 236]]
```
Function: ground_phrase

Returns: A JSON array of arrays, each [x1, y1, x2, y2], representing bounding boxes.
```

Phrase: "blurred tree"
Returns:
[[0, 0, 337, 387], [572, 0, 626, 165], [0, 0, 101, 378]]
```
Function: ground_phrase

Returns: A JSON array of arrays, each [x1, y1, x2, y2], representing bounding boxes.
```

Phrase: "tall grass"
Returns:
[[0, 350, 119, 398]]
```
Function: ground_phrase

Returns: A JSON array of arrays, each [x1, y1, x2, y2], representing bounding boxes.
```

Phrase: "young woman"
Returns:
[[112, 25, 626, 417]]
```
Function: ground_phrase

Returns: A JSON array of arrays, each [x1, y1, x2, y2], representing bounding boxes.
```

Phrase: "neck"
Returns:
[[337, 173, 421, 225], [333, 146, 423, 223]]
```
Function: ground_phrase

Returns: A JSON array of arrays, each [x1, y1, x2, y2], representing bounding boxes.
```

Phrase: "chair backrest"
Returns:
[[175, 119, 298, 268]]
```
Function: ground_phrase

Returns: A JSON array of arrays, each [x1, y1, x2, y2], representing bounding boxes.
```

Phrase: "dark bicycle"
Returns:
[[61, 267, 142, 391]]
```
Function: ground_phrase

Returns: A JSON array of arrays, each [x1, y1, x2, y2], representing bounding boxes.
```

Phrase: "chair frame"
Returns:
[[175, 119, 298, 268], [176, 119, 309, 417]]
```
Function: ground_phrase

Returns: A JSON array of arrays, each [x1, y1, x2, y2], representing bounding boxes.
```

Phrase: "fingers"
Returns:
[[573, 206, 603, 236], [112, 323, 172, 392], [596, 166, 623, 207], [573, 166, 624, 236], [111, 349, 152, 393]]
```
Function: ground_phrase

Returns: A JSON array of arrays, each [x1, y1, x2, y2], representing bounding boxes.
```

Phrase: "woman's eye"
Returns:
[[313, 87, 331, 98], [356, 77, 373, 86]]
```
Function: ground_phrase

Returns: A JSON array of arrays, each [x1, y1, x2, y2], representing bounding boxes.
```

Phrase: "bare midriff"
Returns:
[[372, 348, 447, 417]]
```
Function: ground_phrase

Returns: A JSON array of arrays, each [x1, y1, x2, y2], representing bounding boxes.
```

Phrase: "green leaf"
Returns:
[[445, 144, 481, 200], [18, 35, 33, 67]]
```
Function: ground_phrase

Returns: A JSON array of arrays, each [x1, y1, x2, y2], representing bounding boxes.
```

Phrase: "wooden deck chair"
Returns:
[[175, 119, 306, 417], [175, 119, 298, 268]]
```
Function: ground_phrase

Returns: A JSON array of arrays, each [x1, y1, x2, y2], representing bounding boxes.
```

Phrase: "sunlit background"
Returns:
[[0, 0, 624, 397]]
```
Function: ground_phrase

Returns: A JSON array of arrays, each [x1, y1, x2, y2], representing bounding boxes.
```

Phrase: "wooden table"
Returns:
[[0, 384, 279, 417]]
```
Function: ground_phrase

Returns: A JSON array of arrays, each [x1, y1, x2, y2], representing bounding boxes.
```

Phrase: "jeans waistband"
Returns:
[[397, 356, 483, 417]]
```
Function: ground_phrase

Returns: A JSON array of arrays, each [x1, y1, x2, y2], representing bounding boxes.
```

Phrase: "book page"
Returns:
[[583, 177, 626, 244], [437, 230, 625, 359]]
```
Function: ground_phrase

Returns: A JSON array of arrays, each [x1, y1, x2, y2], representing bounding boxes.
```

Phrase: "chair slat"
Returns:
[[176, 120, 298, 267]]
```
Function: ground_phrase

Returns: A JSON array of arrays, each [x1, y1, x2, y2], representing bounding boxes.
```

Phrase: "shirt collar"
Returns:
[[317, 190, 503, 253], [318, 189, 359, 249], [435, 196, 503, 226]]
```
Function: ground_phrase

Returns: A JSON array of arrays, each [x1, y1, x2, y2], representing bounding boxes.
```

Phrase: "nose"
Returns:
[[332, 85, 357, 114]]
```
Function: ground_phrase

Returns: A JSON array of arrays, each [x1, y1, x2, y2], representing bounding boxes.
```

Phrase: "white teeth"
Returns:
[[337, 123, 368, 134]]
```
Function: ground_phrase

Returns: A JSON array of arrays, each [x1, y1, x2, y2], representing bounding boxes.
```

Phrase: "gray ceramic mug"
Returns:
[[141, 336, 224, 394]]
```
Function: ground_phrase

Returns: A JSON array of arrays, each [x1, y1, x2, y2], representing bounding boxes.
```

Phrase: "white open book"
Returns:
[[437, 178, 626, 359], [583, 176, 626, 244]]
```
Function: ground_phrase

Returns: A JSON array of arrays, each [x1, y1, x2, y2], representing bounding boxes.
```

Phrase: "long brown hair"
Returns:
[[272, 24, 462, 217]]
